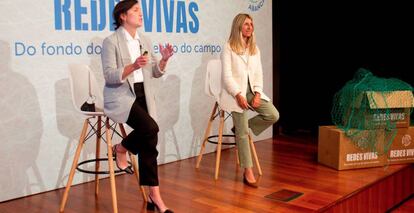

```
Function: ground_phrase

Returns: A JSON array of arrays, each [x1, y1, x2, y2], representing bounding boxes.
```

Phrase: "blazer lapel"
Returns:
[[137, 32, 152, 82], [115, 28, 135, 95], [116, 28, 132, 64], [139, 34, 149, 54], [247, 54, 251, 67], [237, 54, 248, 65]]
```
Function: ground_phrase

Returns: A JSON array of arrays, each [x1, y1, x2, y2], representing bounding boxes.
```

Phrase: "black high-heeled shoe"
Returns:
[[147, 195, 174, 213], [112, 144, 134, 175]]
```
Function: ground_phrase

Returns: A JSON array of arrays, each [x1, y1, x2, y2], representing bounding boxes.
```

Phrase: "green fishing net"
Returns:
[[331, 68, 413, 153]]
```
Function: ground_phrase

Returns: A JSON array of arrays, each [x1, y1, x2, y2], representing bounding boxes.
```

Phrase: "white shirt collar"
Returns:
[[121, 26, 140, 41]]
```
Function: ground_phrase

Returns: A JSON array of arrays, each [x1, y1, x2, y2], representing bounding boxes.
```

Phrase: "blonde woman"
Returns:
[[221, 13, 279, 188]]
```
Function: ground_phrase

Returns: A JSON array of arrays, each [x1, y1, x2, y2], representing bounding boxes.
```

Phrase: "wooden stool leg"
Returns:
[[59, 119, 89, 212], [248, 134, 262, 176], [214, 110, 225, 180], [119, 124, 147, 202], [106, 118, 118, 213], [95, 116, 102, 196], [196, 103, 218, 168]]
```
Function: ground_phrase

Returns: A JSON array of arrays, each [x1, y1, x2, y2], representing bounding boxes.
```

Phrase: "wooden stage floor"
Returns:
[[0, 136, 413, 212]]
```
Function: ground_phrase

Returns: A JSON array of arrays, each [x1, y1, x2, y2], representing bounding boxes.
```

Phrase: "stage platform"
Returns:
[[0, 136, 413, 212]]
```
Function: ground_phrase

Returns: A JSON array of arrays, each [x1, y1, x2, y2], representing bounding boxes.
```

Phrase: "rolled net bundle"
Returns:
[[331, 68, 413, 153]]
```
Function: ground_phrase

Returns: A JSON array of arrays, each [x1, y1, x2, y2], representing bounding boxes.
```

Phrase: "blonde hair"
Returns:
[[228, 13, 257, 55]]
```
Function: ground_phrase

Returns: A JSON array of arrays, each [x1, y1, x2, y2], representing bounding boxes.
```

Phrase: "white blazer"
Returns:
[[220, 42, 270, 113]]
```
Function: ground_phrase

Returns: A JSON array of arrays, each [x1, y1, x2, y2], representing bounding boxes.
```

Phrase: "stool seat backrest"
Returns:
[[68, 64, 104, 116]]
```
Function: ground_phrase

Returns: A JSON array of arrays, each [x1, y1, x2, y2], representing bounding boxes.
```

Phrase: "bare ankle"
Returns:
[[115, 144, 127, 153]]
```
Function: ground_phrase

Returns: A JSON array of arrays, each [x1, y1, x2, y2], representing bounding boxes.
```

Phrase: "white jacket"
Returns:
[[220, 42, 270, 113]]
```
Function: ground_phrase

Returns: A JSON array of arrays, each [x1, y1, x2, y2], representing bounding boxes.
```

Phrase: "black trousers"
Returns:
[[121, 82, 159, 186]]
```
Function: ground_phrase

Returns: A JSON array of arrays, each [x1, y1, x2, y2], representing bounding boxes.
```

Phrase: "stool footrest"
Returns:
[[76, 158, 132, 174], [207, 134, 236, 145]]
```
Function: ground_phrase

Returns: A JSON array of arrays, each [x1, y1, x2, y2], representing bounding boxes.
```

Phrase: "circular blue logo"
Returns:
[[248, 0, 265, 12]]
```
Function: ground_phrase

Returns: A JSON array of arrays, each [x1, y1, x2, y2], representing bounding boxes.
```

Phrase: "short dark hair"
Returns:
[[113, 0, 138, 30]]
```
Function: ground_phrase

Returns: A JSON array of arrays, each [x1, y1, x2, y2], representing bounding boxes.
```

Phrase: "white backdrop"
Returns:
[[0, 0, 272, 202]]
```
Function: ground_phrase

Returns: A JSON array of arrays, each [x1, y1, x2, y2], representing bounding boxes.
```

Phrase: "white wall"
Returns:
[[0, 0, 272, 202]]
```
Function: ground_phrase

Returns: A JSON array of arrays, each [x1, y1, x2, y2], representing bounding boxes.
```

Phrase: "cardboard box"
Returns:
[[387, 127, 414, 164], [347, 91, 414, 129], [318, 126, 387, 170], [319, 126, 414, 170]]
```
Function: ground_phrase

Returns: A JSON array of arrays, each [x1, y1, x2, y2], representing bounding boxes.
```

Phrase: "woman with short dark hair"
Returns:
[[101, 0, 173, 212]]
